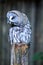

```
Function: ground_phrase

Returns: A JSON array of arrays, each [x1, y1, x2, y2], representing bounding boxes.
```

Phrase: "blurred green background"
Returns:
[[0, 0, 43, 65]]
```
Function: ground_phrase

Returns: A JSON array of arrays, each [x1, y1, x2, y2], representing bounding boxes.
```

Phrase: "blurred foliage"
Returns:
[[32, 52, 43, 61]]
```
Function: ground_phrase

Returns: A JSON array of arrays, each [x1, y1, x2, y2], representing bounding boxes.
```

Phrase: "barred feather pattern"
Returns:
[[9, 21, 31, 45]]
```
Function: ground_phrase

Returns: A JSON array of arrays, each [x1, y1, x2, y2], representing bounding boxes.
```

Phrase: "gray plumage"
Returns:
[[7, 10, 32, 44]]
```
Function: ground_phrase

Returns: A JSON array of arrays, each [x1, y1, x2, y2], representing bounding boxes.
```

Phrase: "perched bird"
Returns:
[[7, 10, 32, 65], [7, 10, 32, 45]]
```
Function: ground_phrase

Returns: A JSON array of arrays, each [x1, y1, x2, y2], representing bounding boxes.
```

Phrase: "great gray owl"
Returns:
[[7, 10, 32, 45]]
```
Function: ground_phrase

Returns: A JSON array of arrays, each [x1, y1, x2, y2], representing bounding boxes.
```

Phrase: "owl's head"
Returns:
[[7, 10, 29, 26]]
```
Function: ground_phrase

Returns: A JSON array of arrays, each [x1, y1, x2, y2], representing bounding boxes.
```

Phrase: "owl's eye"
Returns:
[[11, 16, 16, 19]]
